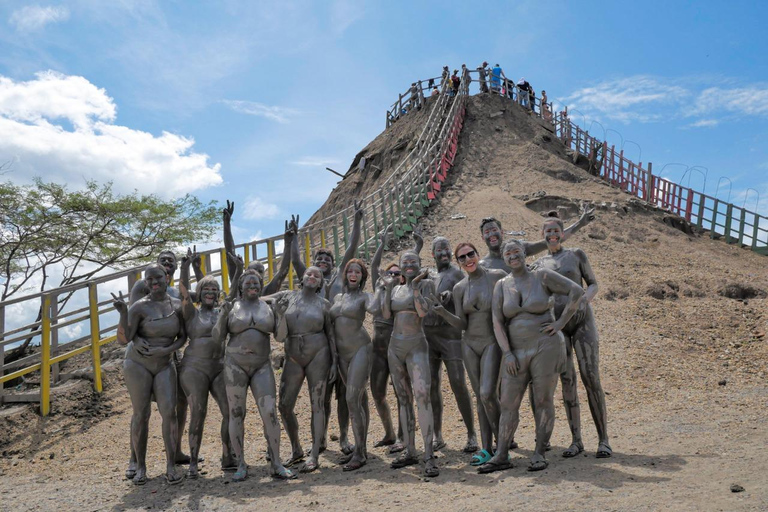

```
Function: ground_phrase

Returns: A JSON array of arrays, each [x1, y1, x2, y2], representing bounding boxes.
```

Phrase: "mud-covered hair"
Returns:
[[399, 250, 421, 266], [247, 260, 266, 274], [238, 269, 263, 295], [314, 248, 335, 265], [431, 236, 451, 253], [343, 258, 369, 291], [502, 239, 527, 254], [454, 242, 478, 262], [542, 210, 564, 230], [144, 263, 166, 279], [194, 275, 221, 301], [480, 217, 502, 232]]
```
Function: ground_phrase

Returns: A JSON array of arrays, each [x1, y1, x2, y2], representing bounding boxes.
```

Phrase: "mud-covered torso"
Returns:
[[185, 307, 223, 359], [285, 293, 327, 334], [501, 271, 555, 341], [534, 249, 585, 313], [461, 269, 506, 338], [423, 266, 464, 329], [330, 291, 371, 357], [136, 296, 182, 342]]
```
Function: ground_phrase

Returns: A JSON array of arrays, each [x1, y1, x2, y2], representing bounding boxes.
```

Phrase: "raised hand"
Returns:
[[379, 273, 397, 290], [223, 200, 235, 223], [111, 291, 128, 314], [412, 227, 423, 247], [425, 294, 445, 314], [274, 295, 290, 317], [353, 200, 364, 221], [227, 250, 244, 274], [380, 224, 392, 245], [412, 268, 430, 286], [579, 204, 596, 224], [289, 214, 300, 234], [181, 246, 196, 269]]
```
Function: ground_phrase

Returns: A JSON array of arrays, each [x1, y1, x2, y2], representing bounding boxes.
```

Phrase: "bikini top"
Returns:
[[502, 272, 552, 319], [138, 296, 181, 339], [228, 301, 274, 336], [330, 293, 366, 322], [534, 249, 583, 286], [463, 272, 495, 313], [391, 285, 416, 313]]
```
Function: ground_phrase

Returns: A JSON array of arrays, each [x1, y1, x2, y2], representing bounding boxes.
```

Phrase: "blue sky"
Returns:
[[2, 0, 767, 249]]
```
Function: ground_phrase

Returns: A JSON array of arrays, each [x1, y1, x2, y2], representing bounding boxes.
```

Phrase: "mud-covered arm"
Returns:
[[324, 302, 338, 384], [223, 200, 237, 281], [524, 207, 596, 257], [541, 269, 584, 334], [226, 251, 243, 302], [263, 219, 296, 295], [338, 200, 364, 274], [290, 217, 307, 281], [492, 281, 512, 355], [211, 300, 232, 345], [370, 225, 391, 291], [380, 277, 395, 320], [271, 296, 289, 343], [411, 270, 433, 318], [412, 228, 424, 256], [432, 281, 468, 330], [179, 248, 197, 322], [576, 248, 599, 303], [128, 279, 148, 306], [111, 291, 134, 346], [364, 291, 380, 316]]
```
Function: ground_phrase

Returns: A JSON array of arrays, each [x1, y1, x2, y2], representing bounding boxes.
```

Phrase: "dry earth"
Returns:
[[1, 94, 767, 511]]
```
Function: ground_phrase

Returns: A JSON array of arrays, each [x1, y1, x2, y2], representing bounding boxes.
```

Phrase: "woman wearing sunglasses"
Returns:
[[428, 242, 506, 467]]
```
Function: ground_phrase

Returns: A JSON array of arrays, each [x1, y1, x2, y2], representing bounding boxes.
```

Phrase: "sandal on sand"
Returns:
[[343, 459, 366, 472], [271, 468, 296, 480], [470, 449, 492, 466], [125, 469, 137, 480], [528, 457, 548, 472], [337, 453, 353, 465], [463, 439, 479, 453], [232, 467, 247, 482], [477, 458, 513, 474], [166, 472, 185, 485], [423, 457, 440, 478], [186, 468, 199, 480], [388, 441, 406, 454], [301, 459, 319, 473], [562, 442, 584, 458], [391, 453, 419, 469], [374, 438, 396, 448], [133, 474, 147, 486], [596, 442, 613, 458], [285, 453, 305, 468], [432, 439, 447, 452]]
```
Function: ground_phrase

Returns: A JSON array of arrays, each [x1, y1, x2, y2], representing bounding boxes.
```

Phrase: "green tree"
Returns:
[[0, 178, 219, 358]]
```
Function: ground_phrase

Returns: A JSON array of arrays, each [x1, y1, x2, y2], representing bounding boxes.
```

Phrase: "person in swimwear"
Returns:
[[533, 211, 611, 458], [480, 239, 583, 473], [177, 248, 234, 479], [330, 259, 380, 470], [266, 266, 338, 473], [429, 242, 505, 467], [212, 258, 294, 482], [112, 264, 186, 485], [380, 251, 439, 478]]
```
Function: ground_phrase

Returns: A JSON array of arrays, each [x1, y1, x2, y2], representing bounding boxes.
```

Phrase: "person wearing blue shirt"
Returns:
[[490, 64, 502, 93]]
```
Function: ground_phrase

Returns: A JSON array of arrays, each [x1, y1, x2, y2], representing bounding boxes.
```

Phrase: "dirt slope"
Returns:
[[1, 93, 767, 511]]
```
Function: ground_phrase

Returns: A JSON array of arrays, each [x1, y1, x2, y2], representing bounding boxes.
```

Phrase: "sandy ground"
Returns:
[[1, 93, 767, 511]]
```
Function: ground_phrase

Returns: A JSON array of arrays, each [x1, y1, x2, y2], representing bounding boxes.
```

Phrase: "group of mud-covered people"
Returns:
[[113, 198, 611, 485]]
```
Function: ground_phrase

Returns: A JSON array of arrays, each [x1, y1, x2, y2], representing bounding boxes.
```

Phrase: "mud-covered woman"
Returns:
[[380, 251, 439, 478], [533, 211, 611, 458], [429, 242, 506, 467], [479, 239, 583, 473], [177, 248, 233, 479], [212, 256, 294, 482], [265, 266, 338, 473], [330, 259, 380, 470], [112, 264, 187, 485]]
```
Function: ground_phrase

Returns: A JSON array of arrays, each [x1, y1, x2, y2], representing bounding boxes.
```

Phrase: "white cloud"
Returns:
[[221, 100, 300, 123], [289, 156, 341, 167], [9, 5, 69, 32], [242, 196, 280, 220], [0, 71, 222, 197], [330, 0, 364, 35], [686, 119, 719, 128], [692, 86, 768, 117]]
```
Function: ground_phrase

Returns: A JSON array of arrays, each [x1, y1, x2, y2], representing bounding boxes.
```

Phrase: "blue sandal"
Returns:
[[470, 449, 492, 466]]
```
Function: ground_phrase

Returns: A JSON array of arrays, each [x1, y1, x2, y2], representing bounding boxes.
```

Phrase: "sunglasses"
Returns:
[[387, 270, 401, 277], [457, 250, 477, 263]]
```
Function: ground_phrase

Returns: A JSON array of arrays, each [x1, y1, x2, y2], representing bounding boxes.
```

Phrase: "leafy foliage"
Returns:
[[0, 178, 218, 300]]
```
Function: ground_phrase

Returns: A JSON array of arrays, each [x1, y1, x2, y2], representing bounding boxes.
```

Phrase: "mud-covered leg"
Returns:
[[174, 373, 190, 464], [444, 357, 477, 452], [484, 367, 528, 467], [560, 335, 583, 457], [153, 362, 181, 483], [478, 342, 501, 446], [388, 347, 416, 460], [179, 366, 211, 478], [573, 310, 611, 457], [224, 360, 250, 481], [210, 371, 234, 470], [529, 367, 559, 471], [406, 345, 437, 476], [336, 378, 352, 454], [250, 363, 292, 478], [344, 345, 373, 469], [371, 326, 396, 445], [278, 358, 306, 465], [123, 359, 153, 484], [304, 347, 331, 472], [428, 353, 445, 450], [462, 343, 492, 454]]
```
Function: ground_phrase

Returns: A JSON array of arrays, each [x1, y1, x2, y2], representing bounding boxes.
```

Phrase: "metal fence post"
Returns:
[[266, 240, 275, 282], [88, 283, 103, 393], [40, 294, 52, 416], [220, 248, 230, 294]]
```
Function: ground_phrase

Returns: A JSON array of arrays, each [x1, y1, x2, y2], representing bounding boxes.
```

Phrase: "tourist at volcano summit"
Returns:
[[477, 61, 489, 93], [490, 63, 502, 93]]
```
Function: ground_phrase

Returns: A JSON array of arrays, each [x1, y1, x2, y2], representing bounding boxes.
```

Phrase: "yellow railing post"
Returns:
[[288, 262, 295, 290], [199, 254, 207, 276], [320, 229, 327, 248], [244, 245, 250, 266], [40, 295, 52, 416], [220, 248, 230, 294], [304, 232, 312, 265], [267, 240, 275, 281], [88, 283, 103, 393]]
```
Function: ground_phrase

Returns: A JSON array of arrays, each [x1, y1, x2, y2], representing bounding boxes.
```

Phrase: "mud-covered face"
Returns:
[[386, 265, 404, 285], [542, 221, 563, 252], [399, 253, 420, 278], [503, 243, 526, 269], [145, 267, 167, 295], [157, 252, 177, 278], [456, 246, 479, 273], [345, 263, 363, 290], [482, 222, 503, 250], [432, 240, 452, 269], [314, 253, 334, 274], [200, 284, 219, 306], [303, 266, 323, 290], [241, 274, 262, 299]]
